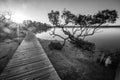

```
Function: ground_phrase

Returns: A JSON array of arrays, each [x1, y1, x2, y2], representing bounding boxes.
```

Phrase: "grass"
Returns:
[[0, 40, 19, 74], [38, 38, 116, 80], [0, 37, 116, 80]]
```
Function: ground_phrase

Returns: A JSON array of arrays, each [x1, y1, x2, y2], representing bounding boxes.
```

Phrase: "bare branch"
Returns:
[[48, 9, 118, 46]]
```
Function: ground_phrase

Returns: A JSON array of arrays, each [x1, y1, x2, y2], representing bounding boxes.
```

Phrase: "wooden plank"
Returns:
[[2, 65, 53, 80], [0, 31, 61, 80], [11, 67, 55, 80], [15, 46, 41, 54], [1, 60, 51, 77], [12, 45, 43, 57], [6, 54, 47, 69], [12, 49, 44, 60]]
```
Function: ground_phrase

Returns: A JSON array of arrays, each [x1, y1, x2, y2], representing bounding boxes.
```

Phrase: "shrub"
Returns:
[[70, 38, 95, 52], [96, 49, 120, 69], [48, 41, 63, 50], [109, 50, 120, 69]]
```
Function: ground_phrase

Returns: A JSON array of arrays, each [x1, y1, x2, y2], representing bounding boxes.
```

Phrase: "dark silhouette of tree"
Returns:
[[23, 20, 51, 33], [48, 9, 118, 46], [0, 11, 14, 41]]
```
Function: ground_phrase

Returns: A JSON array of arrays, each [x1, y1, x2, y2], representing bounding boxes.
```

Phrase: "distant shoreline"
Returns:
[[50, 25, 120, 28]]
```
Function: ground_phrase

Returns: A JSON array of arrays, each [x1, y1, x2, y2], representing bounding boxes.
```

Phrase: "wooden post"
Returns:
[[17, 24, 20, 44]]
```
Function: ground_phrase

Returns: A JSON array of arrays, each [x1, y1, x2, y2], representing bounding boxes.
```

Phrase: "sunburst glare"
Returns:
[[11, 12, 27, 23]]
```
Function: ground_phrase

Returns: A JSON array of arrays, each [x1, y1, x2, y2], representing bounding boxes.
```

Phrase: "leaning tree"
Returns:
[[48, 9, 118, 46]]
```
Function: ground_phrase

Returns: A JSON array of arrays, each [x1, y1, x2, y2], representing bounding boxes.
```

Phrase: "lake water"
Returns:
[[36, 28, 120, 51]]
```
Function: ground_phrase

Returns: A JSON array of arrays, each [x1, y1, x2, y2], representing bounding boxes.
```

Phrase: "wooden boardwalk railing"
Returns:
[[0, 32, 61, 80]]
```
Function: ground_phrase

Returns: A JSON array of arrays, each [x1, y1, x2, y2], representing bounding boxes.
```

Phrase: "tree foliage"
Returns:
[[0, 11, 16, 41], [48, 9, 118, 46], [23, 20, 51, 33]]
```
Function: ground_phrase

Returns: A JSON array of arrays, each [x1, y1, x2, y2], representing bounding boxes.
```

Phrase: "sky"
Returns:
[[0, 0, 120, 25]]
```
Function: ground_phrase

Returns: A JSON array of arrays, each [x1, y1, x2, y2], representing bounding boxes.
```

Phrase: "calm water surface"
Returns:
[[36, 28, 120, 51]]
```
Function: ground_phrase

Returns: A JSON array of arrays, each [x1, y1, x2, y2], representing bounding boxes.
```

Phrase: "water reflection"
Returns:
[[36, 28, 120, 51]]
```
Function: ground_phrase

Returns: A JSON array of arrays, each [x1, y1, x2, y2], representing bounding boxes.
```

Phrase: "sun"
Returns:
[[11, 12, 27, 23]]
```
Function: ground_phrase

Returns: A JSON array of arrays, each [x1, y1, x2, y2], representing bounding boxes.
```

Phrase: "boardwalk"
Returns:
[[0, 32, 61, 80]]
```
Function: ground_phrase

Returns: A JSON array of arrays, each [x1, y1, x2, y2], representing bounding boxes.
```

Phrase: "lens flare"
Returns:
[[12, 12, 27, 23]]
